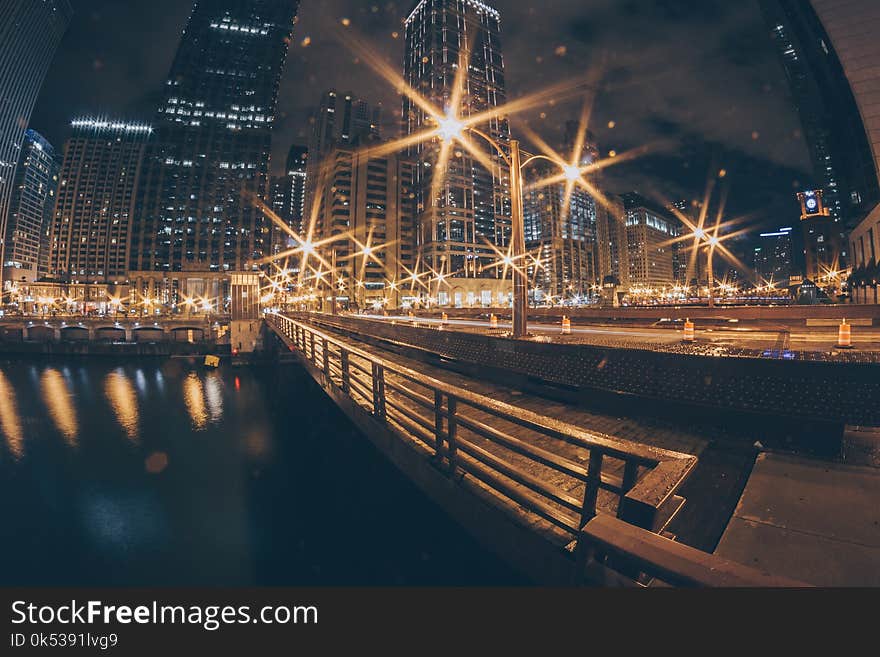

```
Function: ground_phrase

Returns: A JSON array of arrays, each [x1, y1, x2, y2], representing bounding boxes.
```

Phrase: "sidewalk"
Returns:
[[714, 452, 880, 586]]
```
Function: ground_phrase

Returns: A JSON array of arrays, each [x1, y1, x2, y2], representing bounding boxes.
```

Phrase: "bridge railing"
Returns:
[[577, 515, 807, 587], [268, 313, 696, 538]]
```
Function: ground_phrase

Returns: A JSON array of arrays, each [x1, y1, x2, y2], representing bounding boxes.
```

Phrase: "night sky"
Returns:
[[30, 0, 816, 260]]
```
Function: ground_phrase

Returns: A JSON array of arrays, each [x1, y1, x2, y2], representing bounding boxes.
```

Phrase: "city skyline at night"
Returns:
[[29, 0, 820, 238], [3, 0, 880, 625]]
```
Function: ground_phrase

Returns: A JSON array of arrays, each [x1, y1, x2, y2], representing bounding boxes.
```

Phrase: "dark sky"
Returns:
[[30, 0, 816, 253]]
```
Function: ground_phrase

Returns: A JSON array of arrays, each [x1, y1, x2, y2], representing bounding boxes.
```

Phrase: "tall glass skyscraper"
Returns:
[[270, 144, 308, 256], [0, 0, 72, 288], [524, 131, 602, 299], [759, 0, 880, 231], [403, 0, 511, 281], [130, 0, 300, 280], [3, 129, 59, 284]]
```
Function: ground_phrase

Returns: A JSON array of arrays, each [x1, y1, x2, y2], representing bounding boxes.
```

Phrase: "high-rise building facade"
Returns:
[[797, 188, 840, 283], [304, 91, 382, 240], [754, 226, 794, 286], [130, 0, 300, 285], [403, 0, 512, 285], [595, 195, 628, 290], [622, 194, 680, 288], [524, 172, 600, 300], [3, 129, 59, 284], [311, 144, 417, 309], [310, 91, 381, 158], [780, 0, 880, 304], [759, 0, 879, 237], [47, 119, 152, 284], [270, 144, 308, 256], [0, 0, 72, 288]]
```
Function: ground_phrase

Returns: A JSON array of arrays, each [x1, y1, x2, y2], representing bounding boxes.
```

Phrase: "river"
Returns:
[[0, 358, 523, 586]]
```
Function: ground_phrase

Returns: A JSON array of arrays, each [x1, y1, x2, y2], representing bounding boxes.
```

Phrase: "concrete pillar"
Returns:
[[53, 328, 61, 341], [125, 327, 134, 342]]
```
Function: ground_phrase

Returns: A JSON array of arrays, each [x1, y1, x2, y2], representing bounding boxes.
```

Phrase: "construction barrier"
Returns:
[[562, 316, 571, 335], [838, 319, 852, 349], [490, 314, 499, 330], [683, 319, 695, 343]]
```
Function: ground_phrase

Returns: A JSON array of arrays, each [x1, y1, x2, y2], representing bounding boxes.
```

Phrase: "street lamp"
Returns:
[[438, 123, 581, 338], [331, 247, 338, 316]]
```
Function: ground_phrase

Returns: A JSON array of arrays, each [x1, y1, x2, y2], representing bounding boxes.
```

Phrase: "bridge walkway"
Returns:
[[716, 451, 880, 586], [298, 319, 755, 553]]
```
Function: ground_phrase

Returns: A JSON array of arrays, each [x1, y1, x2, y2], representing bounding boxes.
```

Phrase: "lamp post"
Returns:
[[437, 117, 582, 339], [706, 236, 719, 309], [692, 228, 719, 309], [331, 247, 338, 316]]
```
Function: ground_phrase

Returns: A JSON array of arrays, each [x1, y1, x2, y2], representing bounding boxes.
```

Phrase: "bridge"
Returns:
[[263, 311, 857, 587], [0, 316, 224, 343]]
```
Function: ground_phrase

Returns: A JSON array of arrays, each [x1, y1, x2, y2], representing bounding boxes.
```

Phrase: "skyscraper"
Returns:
[[798, 188, 840, 283], [0, 0, 72, 289], [304, 91, 382, 242], [311, 144, 417, 309], [759, 0, 880, 235], [270, 144, 308, 256], [596, 195, 628, 289], [310, 91, 382, 158], [523, 133, 603, 300], [47, 119, 152, 284], [754, 226, 794, 287], [403, 0, 512, 288], [130, 0, 300, 292], [3, 129, 59, 284], [622, 193, 681, 289]]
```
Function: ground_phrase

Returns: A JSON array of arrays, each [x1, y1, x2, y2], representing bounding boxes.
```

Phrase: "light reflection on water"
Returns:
[[0, 363, 228, 453], [0, 360, 521, 587], [0, 370, 23, 460], [183, 372, 208, 430], [104, 369, 140, 442], [203, 374, 224, 424], [41, 368, 79, 446]]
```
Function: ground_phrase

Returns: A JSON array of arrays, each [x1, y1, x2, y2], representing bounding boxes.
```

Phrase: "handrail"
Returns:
[[270, 313, 690, 467], [267, 313, 697, 537], [268, 313, 815, 587], [580, 515, 809, 587]]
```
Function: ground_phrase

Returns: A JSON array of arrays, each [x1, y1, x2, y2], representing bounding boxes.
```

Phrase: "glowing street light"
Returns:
[[563, 164, 582, 183], [437, 112, 465, 143]]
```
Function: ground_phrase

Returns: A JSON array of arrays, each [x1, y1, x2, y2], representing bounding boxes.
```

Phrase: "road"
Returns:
[[361, 314, 880, 352]]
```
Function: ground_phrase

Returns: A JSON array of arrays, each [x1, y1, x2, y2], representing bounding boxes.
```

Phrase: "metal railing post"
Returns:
[[446, 397, 458, 474], [372, 363, 386, 420], [433, 391, 446, 456], [341, 350, 351, 394], [310, 332, 316, 362], [619, 461, 640, 519], [580, 451, 604, 528], [322, 338, 330, 380]]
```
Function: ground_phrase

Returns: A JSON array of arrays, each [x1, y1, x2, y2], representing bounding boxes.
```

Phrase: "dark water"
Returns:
[[0, 358, 524, 586]]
